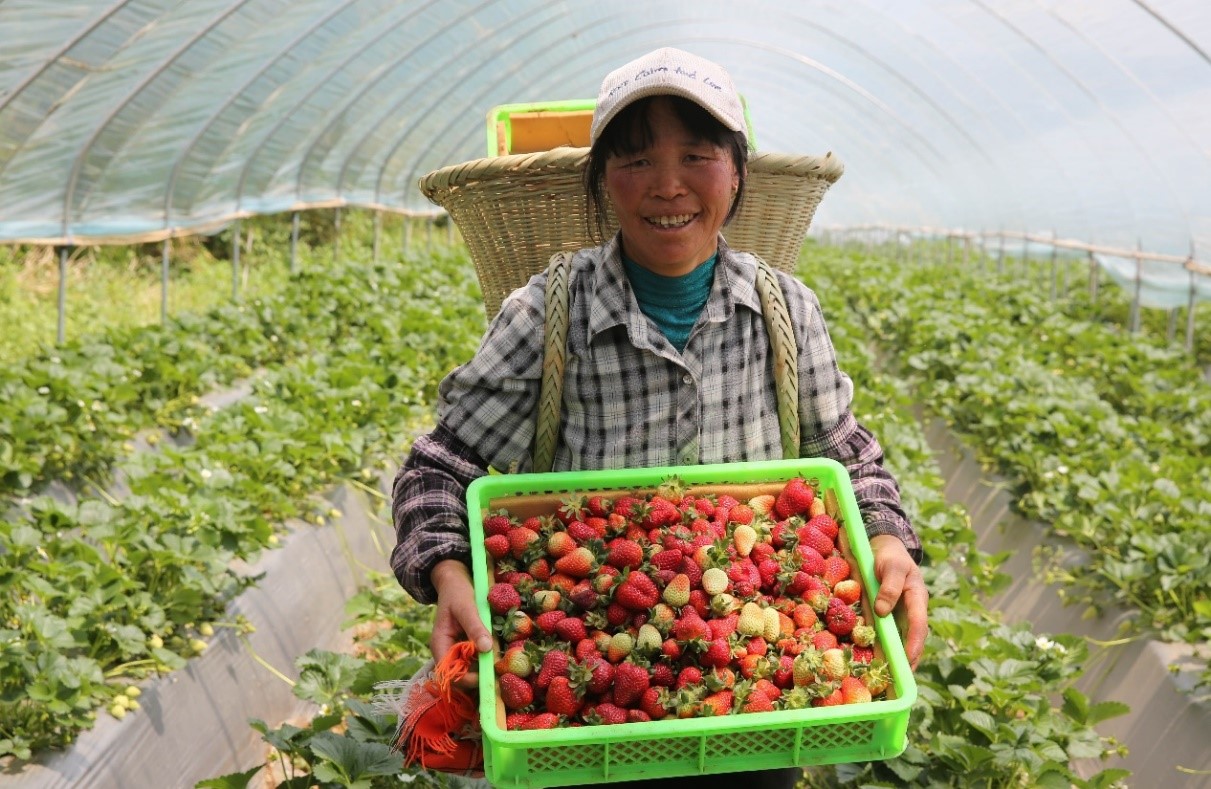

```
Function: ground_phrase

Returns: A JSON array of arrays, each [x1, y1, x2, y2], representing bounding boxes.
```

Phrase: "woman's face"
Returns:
[[604, 97, 740, 277]]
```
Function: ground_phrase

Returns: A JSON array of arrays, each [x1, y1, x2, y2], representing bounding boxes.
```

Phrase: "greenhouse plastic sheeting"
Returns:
[[0, 3, 1208, 268]]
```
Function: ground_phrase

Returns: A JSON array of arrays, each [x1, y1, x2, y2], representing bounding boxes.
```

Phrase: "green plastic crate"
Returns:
[[466, 457, 917, 787]]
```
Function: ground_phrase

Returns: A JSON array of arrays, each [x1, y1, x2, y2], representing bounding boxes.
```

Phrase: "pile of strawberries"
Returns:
[[482, 476, 893, 730]]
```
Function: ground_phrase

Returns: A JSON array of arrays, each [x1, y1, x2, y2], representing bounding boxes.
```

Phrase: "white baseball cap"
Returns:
[[590, 47, 747, 146]]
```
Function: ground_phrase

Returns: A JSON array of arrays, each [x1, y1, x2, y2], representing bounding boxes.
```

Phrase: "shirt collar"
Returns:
[[587, 233, 763, 342]]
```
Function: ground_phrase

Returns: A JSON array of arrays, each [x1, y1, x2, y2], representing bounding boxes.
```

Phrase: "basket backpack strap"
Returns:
[[533, 251, 573, 473], [753, 256, 801, 459]]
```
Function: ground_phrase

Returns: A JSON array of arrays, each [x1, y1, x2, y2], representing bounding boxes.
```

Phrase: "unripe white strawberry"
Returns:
[[762, 606, 782, 641], [701, 567, 729, 596], [737, 602, 765, 636]]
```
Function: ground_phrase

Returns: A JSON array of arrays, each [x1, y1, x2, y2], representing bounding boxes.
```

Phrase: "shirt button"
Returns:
[[682, 374, 693, 385]]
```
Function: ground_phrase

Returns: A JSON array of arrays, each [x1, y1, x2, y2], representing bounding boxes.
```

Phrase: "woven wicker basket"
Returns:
[[419, 147, 844, 318]]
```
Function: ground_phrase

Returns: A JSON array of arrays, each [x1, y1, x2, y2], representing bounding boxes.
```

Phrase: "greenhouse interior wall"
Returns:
[[2, 2, 1209, 788]]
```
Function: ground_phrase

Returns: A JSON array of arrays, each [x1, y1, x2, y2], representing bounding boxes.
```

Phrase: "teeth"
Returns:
[[648, 214, 694, 228]]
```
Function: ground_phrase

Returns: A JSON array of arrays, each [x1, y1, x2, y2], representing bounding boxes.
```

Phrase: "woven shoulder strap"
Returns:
[[532, 252, 801, 472], [533, 251, 573, 473], [754, 256, 801, 459]]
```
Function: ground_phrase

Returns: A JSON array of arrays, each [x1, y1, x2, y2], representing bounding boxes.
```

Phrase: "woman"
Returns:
[[393, 47, 927, 788]]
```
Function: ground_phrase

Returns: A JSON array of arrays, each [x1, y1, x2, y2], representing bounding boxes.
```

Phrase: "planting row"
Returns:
[[809, 243, 1211, 687], [0, 243, 486, 760]]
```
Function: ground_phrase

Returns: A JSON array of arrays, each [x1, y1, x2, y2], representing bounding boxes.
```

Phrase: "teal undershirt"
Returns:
[[622, 252, 718, 353]]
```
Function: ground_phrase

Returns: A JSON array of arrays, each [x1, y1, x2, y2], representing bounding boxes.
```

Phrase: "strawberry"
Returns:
[[505, 711, 534, 730], [614, 661, 651, 707], [545, 676, 583, 718], [636, 623, 663, 655], [795, 525, 834, 557], [775, 477, 815, 519], [627, 709, 652, 723], [732, 523, 757, 557], [650, 548, 684, 572], [833, 578, 861, 605], [585, 495, 613, 518], [500, 610, 534, 642], [747, 494, 776, 516], [818, 648, 849, 682], [566, 520, 598, 543], [697, 690, 734, 717], [825, 598, 857, 637], [531, 589, 562, 613], [812, 687, 844, 707], [569, 580, 599, 610], [699, 638, 733, 669], [662, 573, 691, 608], [484, 512, 514, 536], [650, 660, 676, 687], [524, 712, 561, 729], [487, 583, 521, 615], [495, 645, 533, 677], [639, 686, 669, 719], [545, 531, 578, 559], [677, 555, 703, 588], [586, 703, 628, 725], [810, 629, 839, 652], [701, 567, 730, 595], [859, 659, 892, 696], [840, 675, 872, 704], [806, 513, 839, 540], [485, 534, 510, 560], [672, 608, 711, 642], [740, 686, 776, 713], [822, 555, 850, 588], [851, 644, 874, 664], [793, 546, 826, 577], [574, 637, 602, 661], [791, 603, 818, 630], [606, 631, 634, 663], [535, 649, 570, 690], [708, 612, 739, 640], [498, 673, 534, 710], [554, 615, 587, 643], [605, 538, 644, 570], [772, 655, 795, 688], [557, 497, 587, 526], [851, 621, 876, 648], [554, 546, 595, 578], [614, 571, 659, 610], [508, 527, 540, 558], [737, 601, 766, 637], [676, 666, 703, 689]]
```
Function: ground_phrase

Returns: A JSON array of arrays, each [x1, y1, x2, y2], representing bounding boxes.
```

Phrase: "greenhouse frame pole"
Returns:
[[161, 238, 170, 325], [334, 207, 342, 265], [231, 220, 241, 302], [1186, 244, 1198, 352], [1130, 240, 1143, 334], [56, 245, 70, 345], [1049, 232, 1058, 301], [290, 211, 300, 273], [1089, 251, 1099, 304], [373, 210, 381, 263]]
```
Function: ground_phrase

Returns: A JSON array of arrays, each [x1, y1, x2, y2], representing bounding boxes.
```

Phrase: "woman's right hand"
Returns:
[[430, 559, 495, 688]]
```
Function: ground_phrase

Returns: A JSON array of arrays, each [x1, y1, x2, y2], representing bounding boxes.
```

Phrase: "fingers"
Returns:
[[868, 535, 930, 671], [900, 573, 929, 670]]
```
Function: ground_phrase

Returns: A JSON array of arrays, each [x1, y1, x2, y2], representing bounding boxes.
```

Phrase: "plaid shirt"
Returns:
[[392, 235, 919, 603]]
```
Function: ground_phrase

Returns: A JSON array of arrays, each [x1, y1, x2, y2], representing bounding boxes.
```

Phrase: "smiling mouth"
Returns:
[[645, 213, 696, 229]]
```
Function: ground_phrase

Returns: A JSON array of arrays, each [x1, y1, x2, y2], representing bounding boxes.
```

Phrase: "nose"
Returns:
[[649, 162, 687, 199]]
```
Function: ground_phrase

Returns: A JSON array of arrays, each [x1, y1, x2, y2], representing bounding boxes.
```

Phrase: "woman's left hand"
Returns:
[[867, 534, 928, 670]]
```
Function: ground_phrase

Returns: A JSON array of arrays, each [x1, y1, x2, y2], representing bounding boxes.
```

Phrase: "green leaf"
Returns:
[[308, 731, 403, 783], [1086, 700, 1130, 725], [960, 709, 998, 738], [193, 765, 263, 789]]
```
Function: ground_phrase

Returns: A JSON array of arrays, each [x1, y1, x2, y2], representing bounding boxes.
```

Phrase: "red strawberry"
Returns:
[[794, 546, 826, 577], [498, 673, 534, 710], [699, 638, 732, 669], [527, 557, 552, 581], [662, 573, 691, 608], [487, 583, 521, 615], [639, 686, 668, 719], [614, 571, 659, 611], [505, 711, 534, 730], [676, 666, 703, 689], [822, 556, 850, 589], [605, 538, 644, 570], [524, 712, 561, 729], [554, 616, 587, 643], [806, 513, 839, 540], [566, 520, 598, 543], [577, 656, 615, 695], [554, 547, 595, 578], [485, 534, 510, 560], [545, 676, 583, 717], [614, 662, 651, 707], [536, 610, 567, 635], [825, 598, 857, 637], [698, 690, 734, 717], [740, 688, 776, 713], [650, 549, 684, 572], [840, 675, 872, 704], [508, 527, 540, 558], [851, 644, 874, 664], [811, 629, 839, 652], [586, 495, 612, 518], [812, 687, 844, 707], [775, 477, 815, 519], [587, 703, 628, 725], [728, 504, 755, 526], [570, 580, 598, 610], [535, 650, 570, 690], [650, 661, 676, 687], [484, 512, 514, 536], [501, 610, 534, 642], [796, 525, 834, 557], [672, 608, 711, 642]]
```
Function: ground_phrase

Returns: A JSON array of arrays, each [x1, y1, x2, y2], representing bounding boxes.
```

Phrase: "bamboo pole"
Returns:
[[56, 245, 70, 345]]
